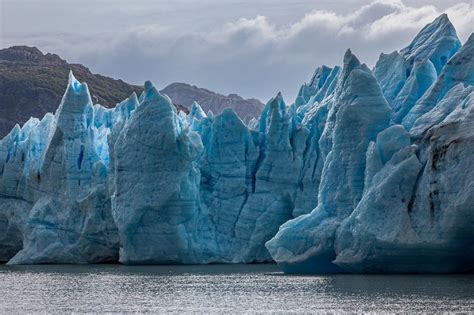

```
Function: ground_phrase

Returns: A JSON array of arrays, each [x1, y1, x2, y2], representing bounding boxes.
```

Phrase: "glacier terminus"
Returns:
[[0, 14, 473, 273]]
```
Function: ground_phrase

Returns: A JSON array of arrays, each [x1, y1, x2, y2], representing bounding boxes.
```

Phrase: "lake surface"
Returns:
[[0, 264, 472, 313]]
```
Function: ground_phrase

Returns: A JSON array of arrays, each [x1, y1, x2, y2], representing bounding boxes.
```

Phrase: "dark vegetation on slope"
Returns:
[[0, 46, 148, 137]]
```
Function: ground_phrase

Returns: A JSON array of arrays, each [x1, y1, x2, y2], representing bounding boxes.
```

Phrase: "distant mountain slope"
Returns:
[[0, 46, 146, 137], [161, 82, 264, 122], [0, 46, 264, 137]]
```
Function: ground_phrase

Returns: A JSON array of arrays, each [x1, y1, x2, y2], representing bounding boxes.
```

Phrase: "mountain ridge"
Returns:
[[0, 46, 264, 137], [161, 82, 264, 122]]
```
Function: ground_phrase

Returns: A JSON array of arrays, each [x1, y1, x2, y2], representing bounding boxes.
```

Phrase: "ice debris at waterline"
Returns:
[[0, 14, 473, 273]]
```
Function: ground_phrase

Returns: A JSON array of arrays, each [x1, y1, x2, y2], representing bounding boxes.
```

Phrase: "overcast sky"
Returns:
[[1, 0, 473, 102]]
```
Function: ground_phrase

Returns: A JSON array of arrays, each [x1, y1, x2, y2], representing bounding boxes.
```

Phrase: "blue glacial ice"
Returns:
[[374, 13, 461, 124], [4, 73, 120, 264], [0, 14, 473, 272], [111, 81, 209, 264], [266, 49, 392, 273], [267, 20, 474, 274]]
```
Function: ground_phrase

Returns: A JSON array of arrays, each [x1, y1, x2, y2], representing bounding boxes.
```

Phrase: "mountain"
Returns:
[[0, 46, 263, 138], [0, 46, 146, 138], [160, 82, 264, 122]]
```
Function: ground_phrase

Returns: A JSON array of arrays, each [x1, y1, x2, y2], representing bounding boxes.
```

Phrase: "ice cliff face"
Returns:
[[112, 81, 208, 264], [267, 19, 474, 273], [0, 14, 472, 272], [374, 14, 461, 124], [3, 73, 120, 264], [266, 50, 392, 273]]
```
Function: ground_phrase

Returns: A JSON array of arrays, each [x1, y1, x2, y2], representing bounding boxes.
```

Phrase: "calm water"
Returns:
[[0, 264, 472, 313]]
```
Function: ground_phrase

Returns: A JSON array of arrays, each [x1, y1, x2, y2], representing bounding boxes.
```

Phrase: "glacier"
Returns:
[[0, 14, 473, 273], [267, 17, 474, 273]]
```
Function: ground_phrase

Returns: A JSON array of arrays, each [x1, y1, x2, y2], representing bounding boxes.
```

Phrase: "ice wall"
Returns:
[[266, 22, 474, 274], [0, 14, 472, 272]]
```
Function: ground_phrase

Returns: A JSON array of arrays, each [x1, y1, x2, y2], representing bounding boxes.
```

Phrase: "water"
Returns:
[[0, 264, 472, 313]]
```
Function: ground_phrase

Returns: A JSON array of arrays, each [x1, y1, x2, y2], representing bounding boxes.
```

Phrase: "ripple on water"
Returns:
[[0, 264, 472, 313]]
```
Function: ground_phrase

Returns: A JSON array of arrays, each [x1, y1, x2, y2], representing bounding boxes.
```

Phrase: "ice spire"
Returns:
[[266, 50, 391, 274], [400, 13, 461, 74], [402, 32, 474, 130]]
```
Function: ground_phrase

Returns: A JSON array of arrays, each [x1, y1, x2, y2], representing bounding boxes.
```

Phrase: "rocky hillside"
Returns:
[[0, 46, 147, 137], [161, 82, 264, 122], [0, 46, 264, 137]]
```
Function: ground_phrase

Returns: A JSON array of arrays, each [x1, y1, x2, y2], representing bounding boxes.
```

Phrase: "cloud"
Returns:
[[445, 3, 474, 40], [2, 0, 472, 102]]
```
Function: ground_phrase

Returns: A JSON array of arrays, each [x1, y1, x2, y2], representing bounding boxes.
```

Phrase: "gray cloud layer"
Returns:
[[1, 0, 473, 102]]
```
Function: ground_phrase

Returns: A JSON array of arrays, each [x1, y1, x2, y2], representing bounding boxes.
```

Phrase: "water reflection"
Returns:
[[0, 264, 472, 313]]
